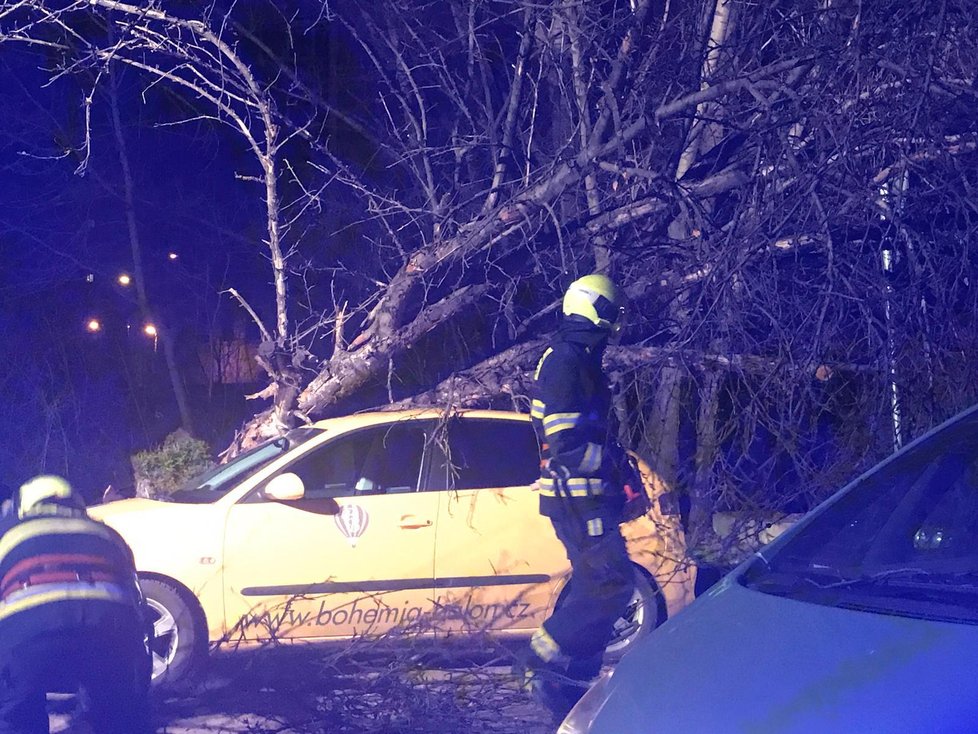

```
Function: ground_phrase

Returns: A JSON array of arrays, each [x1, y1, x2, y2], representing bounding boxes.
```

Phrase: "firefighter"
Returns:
[[521, 273, 640, 718], [0, 475, 152, 734]]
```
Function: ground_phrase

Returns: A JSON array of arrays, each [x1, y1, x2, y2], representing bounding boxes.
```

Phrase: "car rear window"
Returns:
[[429, 418, 540, 491]]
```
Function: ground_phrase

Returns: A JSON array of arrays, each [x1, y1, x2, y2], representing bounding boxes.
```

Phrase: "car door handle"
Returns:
[[399, 515, 433, 529]]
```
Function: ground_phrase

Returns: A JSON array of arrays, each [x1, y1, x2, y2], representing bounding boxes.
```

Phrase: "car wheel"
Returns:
[[603, 569, 664, 661], [140, 578, 207, 689]]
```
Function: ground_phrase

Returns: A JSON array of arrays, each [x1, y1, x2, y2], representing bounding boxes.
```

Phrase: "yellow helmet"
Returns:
[[562, 274, 624, 331], [17, 475, 77, 517]]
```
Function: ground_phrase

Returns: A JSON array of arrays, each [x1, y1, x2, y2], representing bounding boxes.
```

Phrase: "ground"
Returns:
[[48, 639, 558, 734]]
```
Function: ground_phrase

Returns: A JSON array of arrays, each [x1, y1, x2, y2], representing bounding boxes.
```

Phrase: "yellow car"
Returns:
[[89, 410, 695, 686]]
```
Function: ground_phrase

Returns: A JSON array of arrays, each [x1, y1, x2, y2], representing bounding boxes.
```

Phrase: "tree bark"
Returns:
[[689, 368, 722, 554], [107, 68, 194, 434]]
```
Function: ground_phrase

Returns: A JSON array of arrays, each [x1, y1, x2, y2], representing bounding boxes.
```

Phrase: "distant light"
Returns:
[[118, 273, 132, 286], [85, 273, 95, 283], [86, 318, 102, 333], [143, 324, 158, 337], [167, 252, 178, 261]]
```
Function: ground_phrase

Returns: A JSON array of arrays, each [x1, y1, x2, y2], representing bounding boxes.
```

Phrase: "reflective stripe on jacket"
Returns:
[[0, 510, 141, 627], [531, 322, 628, 515]]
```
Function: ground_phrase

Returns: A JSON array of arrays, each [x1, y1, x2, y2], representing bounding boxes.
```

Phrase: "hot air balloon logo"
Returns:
[[335, 504, 369, 547]]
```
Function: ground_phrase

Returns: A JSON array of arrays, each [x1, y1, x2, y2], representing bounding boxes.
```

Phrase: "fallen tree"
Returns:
[[3, 0, 978, 549]]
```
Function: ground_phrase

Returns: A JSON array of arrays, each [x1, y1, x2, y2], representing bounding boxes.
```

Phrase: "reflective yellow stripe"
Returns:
[[586, 518, 604, 537], [531, 627, 561, 662], [543, 412, 580, 436], [0, 517, 121, 563], [530, 399, 545, 420], [534, 348, 553, 380], [0, 584, 132, 624], [579, 442, 603, 473], [538, 476, 605, 497]]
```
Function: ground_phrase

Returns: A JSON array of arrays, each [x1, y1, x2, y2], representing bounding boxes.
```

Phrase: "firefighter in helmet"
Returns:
[[0, 476, 152, 734], [521, 273, 642, 718]]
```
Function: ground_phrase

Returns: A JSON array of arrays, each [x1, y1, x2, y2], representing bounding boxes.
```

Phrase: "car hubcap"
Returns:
[[146, 597, 180, 679], [606, 588, 645, 653]]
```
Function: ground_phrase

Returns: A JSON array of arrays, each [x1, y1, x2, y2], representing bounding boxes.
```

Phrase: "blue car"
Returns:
[[560, 403, 978, 734]]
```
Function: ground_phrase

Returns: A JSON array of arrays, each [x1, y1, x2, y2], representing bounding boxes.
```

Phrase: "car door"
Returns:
[[222, 420, 439, 641], [430, 416, 566, 634]]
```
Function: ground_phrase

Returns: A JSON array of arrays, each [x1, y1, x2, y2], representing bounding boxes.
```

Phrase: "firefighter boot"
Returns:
[[513, 649, 582, 722]]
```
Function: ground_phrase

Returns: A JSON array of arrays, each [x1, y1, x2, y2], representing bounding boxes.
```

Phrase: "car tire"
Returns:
[[555, 567, 665, 663], [140, 578, 207, 690], [603, 568, 665, 661]]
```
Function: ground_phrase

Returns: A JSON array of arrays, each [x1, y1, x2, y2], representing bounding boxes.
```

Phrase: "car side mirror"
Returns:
[[264, 472, 306, 501]]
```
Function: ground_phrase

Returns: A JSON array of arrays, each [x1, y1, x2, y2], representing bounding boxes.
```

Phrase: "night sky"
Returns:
[[0, 47, 278, 499]]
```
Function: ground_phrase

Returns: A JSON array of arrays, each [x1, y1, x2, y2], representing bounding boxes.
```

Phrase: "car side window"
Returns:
[[428, 419, 540, 491], [258, 424, 428, 500]]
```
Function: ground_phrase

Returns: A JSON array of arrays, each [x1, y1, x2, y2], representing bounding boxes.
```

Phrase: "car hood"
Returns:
[[89, 496, 169, 522], [587, 572, 978, 733], [88, 497, 207, 533], [88, 498, 224, 579]]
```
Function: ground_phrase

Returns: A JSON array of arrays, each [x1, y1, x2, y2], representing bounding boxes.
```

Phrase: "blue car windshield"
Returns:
[[167, 426, 324, 504], [763, 405, 978, 583]]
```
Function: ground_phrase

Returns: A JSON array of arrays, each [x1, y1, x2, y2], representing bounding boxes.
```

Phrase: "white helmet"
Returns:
[[17, 475, 80, 517], [562, 274, 625, 332]]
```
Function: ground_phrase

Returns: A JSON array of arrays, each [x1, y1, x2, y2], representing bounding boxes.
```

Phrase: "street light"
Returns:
[[85, 318, 102, 333], [167, 252, 179, 261], [144, 323, 159, 351], [117, 273, 132, 286]]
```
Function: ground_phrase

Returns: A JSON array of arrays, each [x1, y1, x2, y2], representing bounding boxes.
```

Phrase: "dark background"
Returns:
[[0, 52, 276, 500]]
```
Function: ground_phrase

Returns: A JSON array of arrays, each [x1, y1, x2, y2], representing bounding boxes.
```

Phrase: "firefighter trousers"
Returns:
[[541, 505, 635, 681], [0, 620, 151, 734]]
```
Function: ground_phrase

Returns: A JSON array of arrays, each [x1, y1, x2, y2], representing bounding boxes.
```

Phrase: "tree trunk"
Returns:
[[107, 69, 194, 435], [676, 0, 735, 179], [645, 363, 684, 505], [688, 367, 722, 555]]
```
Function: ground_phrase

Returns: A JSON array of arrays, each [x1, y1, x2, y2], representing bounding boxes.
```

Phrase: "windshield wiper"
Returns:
[[805, 567, 978, 592]]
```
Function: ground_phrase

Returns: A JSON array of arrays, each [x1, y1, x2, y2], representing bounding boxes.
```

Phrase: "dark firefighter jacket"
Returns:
[[0, 504, 143, 658], [531, 319, 630, 518]]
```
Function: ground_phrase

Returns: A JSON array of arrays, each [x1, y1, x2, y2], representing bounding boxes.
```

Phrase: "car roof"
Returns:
[[308, 408, 529, 432]]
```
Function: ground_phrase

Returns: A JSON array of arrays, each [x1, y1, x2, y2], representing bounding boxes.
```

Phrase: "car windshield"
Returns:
[[744, 405, 978, 621], [167, 426, 324, 504]]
